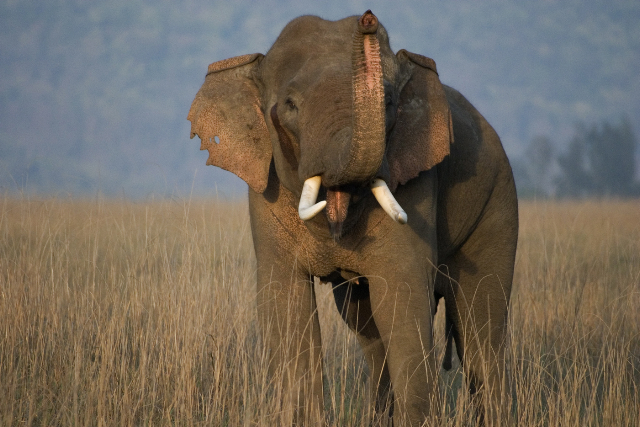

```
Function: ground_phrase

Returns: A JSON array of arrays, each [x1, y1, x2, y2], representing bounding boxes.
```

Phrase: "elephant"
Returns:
[[188, 10, 518, 426]]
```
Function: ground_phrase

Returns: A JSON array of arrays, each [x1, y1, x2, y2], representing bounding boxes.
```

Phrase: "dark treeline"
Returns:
[[513, 117, 639, 199]]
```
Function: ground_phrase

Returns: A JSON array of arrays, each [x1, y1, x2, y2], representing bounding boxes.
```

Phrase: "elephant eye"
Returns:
[[385, 93, 393, 107], [383, 80, 395, 107], [285, 98, 297, 111]]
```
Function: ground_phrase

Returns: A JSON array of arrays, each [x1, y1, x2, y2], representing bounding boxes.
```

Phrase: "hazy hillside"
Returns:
[[1, 0, 638, 197]]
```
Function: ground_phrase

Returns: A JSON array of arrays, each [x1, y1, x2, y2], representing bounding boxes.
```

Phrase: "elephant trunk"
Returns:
[[342, 10, 386, 183]]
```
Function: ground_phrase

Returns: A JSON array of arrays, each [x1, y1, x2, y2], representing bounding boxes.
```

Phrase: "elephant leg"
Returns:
[[366, 270, 440, 427], [256, 264, 325, 425], [438, 217, 516, 425], [330, 277, 393, 423], [440, 294, 455, 371]]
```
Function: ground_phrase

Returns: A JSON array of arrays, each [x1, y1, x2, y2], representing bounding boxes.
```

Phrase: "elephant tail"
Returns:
[[443, 314, 454, 371]]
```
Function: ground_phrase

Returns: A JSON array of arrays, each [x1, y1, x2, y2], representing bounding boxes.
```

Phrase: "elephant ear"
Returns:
[[187, 53, 272, 193], [387, 50, 454, 191]]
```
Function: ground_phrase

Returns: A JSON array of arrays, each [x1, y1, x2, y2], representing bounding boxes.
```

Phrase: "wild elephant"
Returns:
[[188, 10, 518, 426]]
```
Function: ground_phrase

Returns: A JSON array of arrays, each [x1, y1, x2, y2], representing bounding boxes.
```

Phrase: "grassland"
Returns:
[[0, 196, 638, 426]]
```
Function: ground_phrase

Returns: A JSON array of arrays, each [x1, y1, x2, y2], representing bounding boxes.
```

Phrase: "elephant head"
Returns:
[[188, 10, 453, 238]]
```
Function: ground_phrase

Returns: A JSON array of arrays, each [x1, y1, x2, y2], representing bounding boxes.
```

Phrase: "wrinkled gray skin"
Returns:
[[188, 11, 518, 427]]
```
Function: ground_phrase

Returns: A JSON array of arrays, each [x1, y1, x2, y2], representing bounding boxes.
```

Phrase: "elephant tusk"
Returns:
[[298, 176, 327, 221], [370, 178, 408, 224]]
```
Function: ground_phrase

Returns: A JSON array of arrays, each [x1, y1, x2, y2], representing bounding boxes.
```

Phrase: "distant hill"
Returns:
[[1, 0, 638, 197]]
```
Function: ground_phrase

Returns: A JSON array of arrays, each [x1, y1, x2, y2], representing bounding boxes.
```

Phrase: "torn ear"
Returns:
[[187, 53, 272, 193], [387, 49, 454, 192]]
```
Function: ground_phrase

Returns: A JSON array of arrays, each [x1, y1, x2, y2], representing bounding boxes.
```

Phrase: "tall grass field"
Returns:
[[1, 196, 638, 426]]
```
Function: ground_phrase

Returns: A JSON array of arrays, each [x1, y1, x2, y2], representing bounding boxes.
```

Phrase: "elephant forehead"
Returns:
[[262, 14, 398, 89], [263, 28, 352, 83], [273, 15, 356, 51], [288, 61, 352, 91]]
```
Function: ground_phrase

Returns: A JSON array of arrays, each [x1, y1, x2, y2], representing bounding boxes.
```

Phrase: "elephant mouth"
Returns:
[[325, 185, 353, 239], [298, 176, 407, 239]]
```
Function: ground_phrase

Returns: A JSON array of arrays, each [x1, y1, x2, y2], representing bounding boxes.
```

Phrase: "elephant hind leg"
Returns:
[[437, 217, 517, 425], [433, 291, 455, 371], [330, 277, 394, 422], [442, 310, 455, 371]]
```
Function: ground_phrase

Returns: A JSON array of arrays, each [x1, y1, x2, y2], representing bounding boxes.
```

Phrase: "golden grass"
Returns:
[[508, 200, 640, 426], [0, 196, 638, 426]]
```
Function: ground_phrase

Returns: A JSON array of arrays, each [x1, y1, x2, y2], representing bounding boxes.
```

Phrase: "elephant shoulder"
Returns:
[[441, 84, 507, 180], [443, 85, 484, 150], [436, 85, 516, 257]]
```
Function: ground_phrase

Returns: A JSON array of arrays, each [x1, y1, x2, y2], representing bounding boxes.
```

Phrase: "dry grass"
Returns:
[[507, 200, 640, 426], [0, 196, 638, 426]]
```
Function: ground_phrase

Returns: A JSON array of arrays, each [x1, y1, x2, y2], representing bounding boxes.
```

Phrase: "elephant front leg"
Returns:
[[256, 263, 325, 425], [331, 278, 393, 424], [367, 268, 441, 427]]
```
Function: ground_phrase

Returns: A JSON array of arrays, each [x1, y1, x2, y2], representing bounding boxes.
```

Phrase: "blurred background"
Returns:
[[1, 0, 638, 199]]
